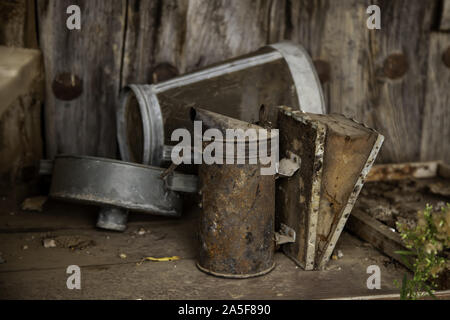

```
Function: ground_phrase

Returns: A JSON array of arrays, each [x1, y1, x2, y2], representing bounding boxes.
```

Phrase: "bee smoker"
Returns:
[[193, 108, 278, 278]]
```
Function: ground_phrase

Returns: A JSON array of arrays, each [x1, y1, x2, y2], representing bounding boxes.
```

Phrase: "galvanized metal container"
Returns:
[[117, 41, 324, 165], [193, 109, 278, 278]]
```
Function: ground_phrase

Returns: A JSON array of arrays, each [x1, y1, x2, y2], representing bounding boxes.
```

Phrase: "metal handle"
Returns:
[[164, 173, 198, 193]]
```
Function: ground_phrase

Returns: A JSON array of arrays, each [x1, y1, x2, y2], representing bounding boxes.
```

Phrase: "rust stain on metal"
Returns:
[[383, 53, 408, 79], [52, 73, 83, 101], [198, 163, 275, 278]]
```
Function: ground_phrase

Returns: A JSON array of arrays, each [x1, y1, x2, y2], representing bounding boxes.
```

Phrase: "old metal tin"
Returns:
[[49, 155, 198, 217], [193, 109, 277, 278], [117, 41, 325, 165]]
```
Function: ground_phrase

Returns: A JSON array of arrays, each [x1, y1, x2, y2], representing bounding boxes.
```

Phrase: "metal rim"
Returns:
[[57, 154, 165, 171], [54, 154, 197, 193], [268, 41, 326, 114], [117, 85, 165, 165], [196, 261, 276, 279]]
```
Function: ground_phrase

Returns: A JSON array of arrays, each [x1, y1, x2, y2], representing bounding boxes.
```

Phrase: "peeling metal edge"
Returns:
[[278, 107, 324, 271], [305, 121, 326, 270], [269, 42, 326, 115], [317, 133, 385, 270]]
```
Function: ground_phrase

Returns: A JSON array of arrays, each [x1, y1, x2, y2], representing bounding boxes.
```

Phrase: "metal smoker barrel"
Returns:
[[193, 108, 278, 278], [117, 41, 325, 166]]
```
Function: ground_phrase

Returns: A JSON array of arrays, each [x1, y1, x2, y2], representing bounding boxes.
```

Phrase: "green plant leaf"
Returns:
[[395, 250, 417, 256], [400, 274, 408, 300], [399, 255, 413, 270]]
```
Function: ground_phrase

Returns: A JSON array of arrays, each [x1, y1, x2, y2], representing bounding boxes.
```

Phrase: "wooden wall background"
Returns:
[[1, 0, 449, 163]]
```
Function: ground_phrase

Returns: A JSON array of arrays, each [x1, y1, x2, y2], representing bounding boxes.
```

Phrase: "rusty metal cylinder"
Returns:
[[194, 109, 277, 278]]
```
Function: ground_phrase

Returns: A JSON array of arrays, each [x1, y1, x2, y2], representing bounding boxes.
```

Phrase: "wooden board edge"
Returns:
[[366, 161, 442, 182], [346, 209, 410, 269]]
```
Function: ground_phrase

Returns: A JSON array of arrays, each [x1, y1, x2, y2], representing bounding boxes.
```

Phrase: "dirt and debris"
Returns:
[[21, 196, 47, 212], [355, 178, 450, 231], [42, 239, 56, 248], [119, 253, 127, 259], [331, 250, 344, 260], [42, 235, 95, 250], [429, 181, 450, 198], [136, 228, 146, 236]]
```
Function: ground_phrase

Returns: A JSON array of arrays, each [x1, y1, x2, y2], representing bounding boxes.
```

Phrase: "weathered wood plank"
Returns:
[[366, 161, 440, 181], [0, 47, 43, 190], [346, 209, 408, 268], [287, 0, 438, 163], [120, 0, 161, 85], [420, 33, 450, 162], [0, 0, 37, 48], [122, 0, 286, 86], [287, 0, 371, 119], [369, 0, 437, 163], [0, 247, 405, 300], [37, 0, 126, 158], [34, 0, 446, 163], [441, 0, 450, 30]]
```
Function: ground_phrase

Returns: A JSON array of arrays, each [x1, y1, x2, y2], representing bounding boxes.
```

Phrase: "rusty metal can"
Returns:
[[194, 109, 277, 278]]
